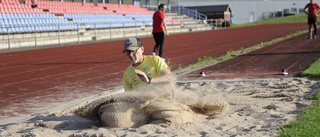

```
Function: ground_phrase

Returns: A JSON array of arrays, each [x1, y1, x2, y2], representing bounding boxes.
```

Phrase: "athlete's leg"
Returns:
[[313, 18, 317, 36], [308, 18, 313, 38], [153, 33, 160, 53], [158, 32, 165, 57]]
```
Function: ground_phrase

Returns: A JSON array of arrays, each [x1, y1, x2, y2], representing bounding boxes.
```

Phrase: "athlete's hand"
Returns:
[[134, 69, 149, 83]]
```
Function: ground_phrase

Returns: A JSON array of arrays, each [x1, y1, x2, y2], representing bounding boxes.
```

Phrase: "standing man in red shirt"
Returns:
[[304, 0, 320, 39], [152, 3, 169, 60]]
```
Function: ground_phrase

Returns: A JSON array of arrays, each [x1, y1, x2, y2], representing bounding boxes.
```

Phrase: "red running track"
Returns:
[[0, 23, 310, 117]]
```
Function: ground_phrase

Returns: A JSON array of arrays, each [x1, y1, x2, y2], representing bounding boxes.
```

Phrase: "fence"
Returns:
[[170, 6, 207, 21], [143, 5, 207, 22], [0, 21, 184, 50]]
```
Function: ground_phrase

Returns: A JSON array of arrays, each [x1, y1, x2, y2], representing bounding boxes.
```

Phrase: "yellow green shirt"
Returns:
[[123, 55, 169, 91]]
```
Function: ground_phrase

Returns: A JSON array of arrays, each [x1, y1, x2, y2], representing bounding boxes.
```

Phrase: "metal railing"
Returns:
[[0, 21, 183, 51], [143, 5, 207, 21], [206, 19, 229, 28], [170, 6, 207, 21]]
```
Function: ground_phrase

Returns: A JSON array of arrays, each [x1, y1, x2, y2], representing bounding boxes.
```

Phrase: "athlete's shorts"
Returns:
[[308, 17, 317, 24]]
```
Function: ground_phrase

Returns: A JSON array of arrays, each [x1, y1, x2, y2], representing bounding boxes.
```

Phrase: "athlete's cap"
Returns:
[[123, 37, 142, 51]]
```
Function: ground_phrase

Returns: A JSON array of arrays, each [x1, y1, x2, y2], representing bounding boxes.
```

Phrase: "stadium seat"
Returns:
[[0, 1, 181, 34]]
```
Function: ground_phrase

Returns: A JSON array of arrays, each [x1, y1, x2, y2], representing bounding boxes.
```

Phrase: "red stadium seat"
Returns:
[[0, 1, 182, 34]]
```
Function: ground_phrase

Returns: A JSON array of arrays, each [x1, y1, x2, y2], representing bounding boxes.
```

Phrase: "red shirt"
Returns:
[[305, 3, 320, 18], [152, 10, 165, 33]]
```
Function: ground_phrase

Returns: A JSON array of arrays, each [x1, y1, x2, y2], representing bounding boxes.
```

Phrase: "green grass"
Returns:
[[231, 14, 307, 28], [278, 89, 320, 137], [301, 58, 320, 77]]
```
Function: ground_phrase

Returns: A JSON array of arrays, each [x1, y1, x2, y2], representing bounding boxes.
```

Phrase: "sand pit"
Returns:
[[75, 84, 227, 128], [0, 77, 319, 137]]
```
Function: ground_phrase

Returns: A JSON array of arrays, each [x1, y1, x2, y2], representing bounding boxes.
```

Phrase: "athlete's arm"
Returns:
[[134, 68, 174, 84], [150, 68, 174, 84], [163, 20, 169, 36], [304, 5, 308, 15]]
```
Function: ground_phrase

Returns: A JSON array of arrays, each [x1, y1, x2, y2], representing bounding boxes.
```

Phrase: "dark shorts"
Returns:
[[308, 17, 317, 24]]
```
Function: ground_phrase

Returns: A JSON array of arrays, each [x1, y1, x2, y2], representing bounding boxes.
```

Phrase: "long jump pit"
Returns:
[[0, 31, 320, 137], [1, 31, 320, 136]]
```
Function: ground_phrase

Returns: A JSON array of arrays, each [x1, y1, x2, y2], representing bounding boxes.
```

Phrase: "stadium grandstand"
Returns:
[[0, 0, 212, 50]]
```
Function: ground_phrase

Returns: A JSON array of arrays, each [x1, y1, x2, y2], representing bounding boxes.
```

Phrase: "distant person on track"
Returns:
[[122, 37, 175, 91], [304, 0, 320, 39], [152, 3, 169, 60]]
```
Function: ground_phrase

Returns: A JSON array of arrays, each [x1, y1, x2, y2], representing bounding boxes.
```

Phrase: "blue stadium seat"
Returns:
[[19, 26, 28, 33], [0, 19, 4, 25], [20, 14, 26, 19]]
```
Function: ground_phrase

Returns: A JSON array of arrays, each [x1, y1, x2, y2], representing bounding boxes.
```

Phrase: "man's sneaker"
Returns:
[[313, 35, 317, 39], [199, 70, 206, 77], [152, 52, 156, 56], [307, 36, 312, 39], [281, 68, 288, 75]]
